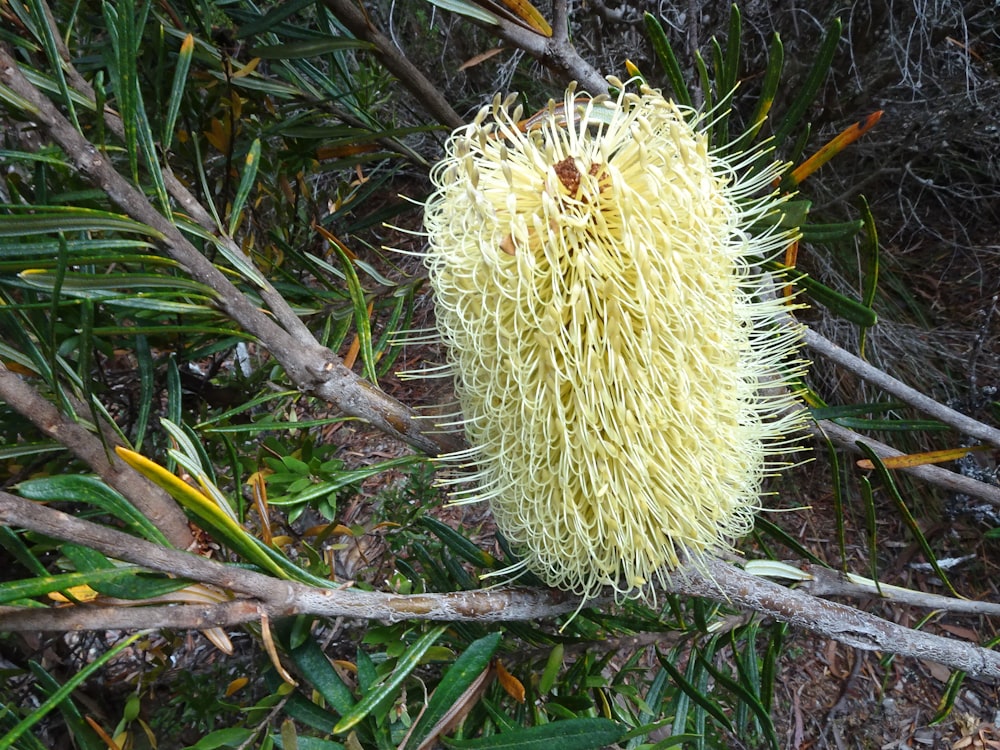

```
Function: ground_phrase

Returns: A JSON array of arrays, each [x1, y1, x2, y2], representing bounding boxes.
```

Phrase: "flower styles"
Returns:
[[422, 78, 807, 600]]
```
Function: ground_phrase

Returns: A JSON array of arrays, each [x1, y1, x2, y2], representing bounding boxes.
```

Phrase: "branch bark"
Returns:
[[805, 328, 1000, 447], [0, 45, 461, 458], [0, 363, 193, 549], [491, 17, 608, 96], [814, 419, 1000, 507], [320, 0, 464, 129], [791, 563, 1000, 617], [3, 490, 999, 683]]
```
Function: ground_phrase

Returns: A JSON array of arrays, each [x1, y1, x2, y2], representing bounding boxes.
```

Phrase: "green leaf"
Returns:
[[856, 445, 960, 597], [184, 727, 255, 750], [643, 13, 691, 108], [229, 139, 261, 236], [772, 18, 841, 150], [734, 33, 783, 149], [332, 243, 378, 384], [0, 566, 146, 605], [334, 625, 448, 734], [420, 516, 497, 568], [25, 0, 79, 130], [657, 652, 733, 734], [697, 652, 778, 750], [799, 220, 864, 242], [425, 0, 501, 28], [832, 417, 948, 432], [441, 718, 624, 749], [857, 195, 879, 356], [774, 263, 878, 327], [253, 38, 376, 58], [405, 632, 501, 750], [115, 446, 331, 586], [0, 207, 163, 238], [163, 34, 195, 152], [0, 633, 141, 749], [17, 475, 170, 546], [538, 642, 564, 696], [289, 639, 357, 717], [237, 0, 319, 38], [24, 662, 104, 750]]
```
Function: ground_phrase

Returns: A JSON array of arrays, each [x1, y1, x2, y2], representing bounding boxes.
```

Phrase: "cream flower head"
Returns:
[[422, 78, 807, 600]]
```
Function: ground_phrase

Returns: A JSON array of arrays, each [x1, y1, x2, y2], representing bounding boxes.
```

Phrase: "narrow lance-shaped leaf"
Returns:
[[163, 33, 195, 152], [772, 18, 841, 150], [787, 111, 883, 187], [116, 446, 335, 586], [857, 445, 961, 597], [440, 718, 624, 749], [404, 632, 502, 750], [857, 195, 879, 357], [229, 139, 261, 236], [0, 633, 142, 749], [643, 13, 693, 108], [333, 625, 449, 734], [26, 0, 79, 129]]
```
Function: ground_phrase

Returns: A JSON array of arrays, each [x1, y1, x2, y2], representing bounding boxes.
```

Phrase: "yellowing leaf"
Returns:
[[789, 111, 883, 186], [48, 584, 99, 603], [225, 677, 249, 697], [495, 660, 525, 703], [856, 444, 992, 471], [493, 0, 552, 36]]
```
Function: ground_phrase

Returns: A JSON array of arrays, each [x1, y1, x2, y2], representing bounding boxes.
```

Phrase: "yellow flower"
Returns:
[[422, 78, 807, 599]]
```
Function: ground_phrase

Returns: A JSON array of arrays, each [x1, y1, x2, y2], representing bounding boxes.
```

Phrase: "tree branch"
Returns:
[[805, 328, 1000, 447], [0, 45, 461, 458], [678, 558, 1000, 683], [791, 563, 1000, 617], [0, 363, 193, 549], [0, 490, 604, 623], [3, 490, 999, 683], [320, 0, 464, 129], [0, 601, 265, 632], [813, 419, 1000, 507], [490, 20, 608, 96]]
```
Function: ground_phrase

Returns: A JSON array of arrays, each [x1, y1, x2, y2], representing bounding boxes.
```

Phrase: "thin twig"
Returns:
[[813, 419, 1000, 507], [805, 328, 1000, 447], [795, 564, 1000, 616]]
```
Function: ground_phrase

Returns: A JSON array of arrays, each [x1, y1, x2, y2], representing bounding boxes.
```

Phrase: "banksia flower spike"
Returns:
[[422, 78, 807, 600]]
